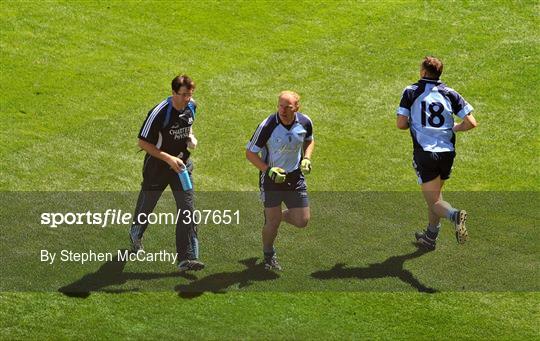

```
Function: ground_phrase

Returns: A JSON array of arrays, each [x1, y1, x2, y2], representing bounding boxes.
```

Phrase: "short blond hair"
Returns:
[[279, 90, 300, 105]]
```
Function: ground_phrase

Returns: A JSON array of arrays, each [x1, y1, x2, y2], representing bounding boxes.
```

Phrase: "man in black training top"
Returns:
[[129, 74, 204, 272]]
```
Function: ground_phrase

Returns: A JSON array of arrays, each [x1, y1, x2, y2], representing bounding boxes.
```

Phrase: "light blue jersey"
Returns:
[[397, 79, 473, 152], [247, 113, 313, 173]]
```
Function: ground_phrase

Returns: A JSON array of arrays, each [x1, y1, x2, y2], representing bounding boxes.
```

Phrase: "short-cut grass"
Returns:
[[1, 0, 538, 339]]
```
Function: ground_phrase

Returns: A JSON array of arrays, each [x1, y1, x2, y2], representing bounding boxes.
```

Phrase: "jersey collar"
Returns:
[[419, 78, 442, 85]]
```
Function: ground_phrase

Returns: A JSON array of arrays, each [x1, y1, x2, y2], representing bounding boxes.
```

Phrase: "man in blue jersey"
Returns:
[[129, 74, 204, 272], [246, 91, 315, 270], [397, 57, 478, 250]]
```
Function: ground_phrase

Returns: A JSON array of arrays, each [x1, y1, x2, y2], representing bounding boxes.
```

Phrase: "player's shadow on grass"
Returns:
[[58, 249, 193, 298], [311, 245, 437, 293], [175, 257, 279, 299]]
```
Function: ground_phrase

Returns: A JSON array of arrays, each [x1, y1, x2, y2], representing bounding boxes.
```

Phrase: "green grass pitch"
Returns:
[[1, 1, 539, 339]]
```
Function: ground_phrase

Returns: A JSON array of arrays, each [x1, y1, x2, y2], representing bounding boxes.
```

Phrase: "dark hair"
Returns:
[[421, 56, 443, 79], [171, 74, 195, 92]]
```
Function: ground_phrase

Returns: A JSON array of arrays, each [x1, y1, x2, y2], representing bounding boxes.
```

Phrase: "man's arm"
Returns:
[[138, 139, 185, 173], [187, 126, 198, 149], [453, 113, 477, 132], [245, 149, 269, 172], [396, 115, 409, 130], [246, 118, 272, 172], [301, 139, 314, 174], [303, 139, 315, 159]]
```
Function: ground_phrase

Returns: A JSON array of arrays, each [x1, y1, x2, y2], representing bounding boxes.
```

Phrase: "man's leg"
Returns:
[[414, 177, 446, 249], [129, 188, 165, 252], [170, 171, 204, 271], [282, 207, 310, 228], [282, 187, 310, 228], [417, 176, 467, 246], [421, 177, 448, 224], [263, 205, 283, 270], [172, 189, 196, 257], [130, 162, 169, 252]]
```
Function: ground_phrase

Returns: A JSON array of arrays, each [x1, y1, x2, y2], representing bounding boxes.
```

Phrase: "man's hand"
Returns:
[[187, 134, 198, 149], [267, 167, 286, 183], [301, 158, 312, 174], [166, 155, 185, 173]]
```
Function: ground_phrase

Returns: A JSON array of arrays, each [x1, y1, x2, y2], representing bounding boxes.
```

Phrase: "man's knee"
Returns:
[[264, 210, 282, 229], [292, 212, 310, 228], [264, 219, 281, 230], [295, 217, 309, 228]]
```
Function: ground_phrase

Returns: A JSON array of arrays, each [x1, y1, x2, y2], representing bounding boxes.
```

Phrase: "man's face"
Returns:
[[277, 95, 298, 119], [173, 86, 194, 106]]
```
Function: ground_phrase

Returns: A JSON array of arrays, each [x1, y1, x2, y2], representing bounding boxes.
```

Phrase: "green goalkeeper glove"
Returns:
[[301, 158, 312, 174], [267, 167, 286, 183]]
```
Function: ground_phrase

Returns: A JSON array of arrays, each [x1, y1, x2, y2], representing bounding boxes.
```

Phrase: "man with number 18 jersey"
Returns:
[[397, 56, 478, 250], [398, 69, 474, 154]]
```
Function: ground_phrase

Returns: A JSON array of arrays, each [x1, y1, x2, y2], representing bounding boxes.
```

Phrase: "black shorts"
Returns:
[[260, 169, 309, 208], [412, 151, 455, 184]]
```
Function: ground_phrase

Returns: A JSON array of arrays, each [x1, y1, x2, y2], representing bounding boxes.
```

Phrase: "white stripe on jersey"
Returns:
[[259, 170, 265, 190], [156, 132, 163, 149], [302, 113, 313, 125], [302, 113, 314, 140], [247, 117, 270, 150], [141, 99, 167, 138]]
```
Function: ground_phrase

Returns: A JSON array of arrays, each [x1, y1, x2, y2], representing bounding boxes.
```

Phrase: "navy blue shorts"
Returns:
[[260, 169, 309, 208], [413, 151, 455, 184]]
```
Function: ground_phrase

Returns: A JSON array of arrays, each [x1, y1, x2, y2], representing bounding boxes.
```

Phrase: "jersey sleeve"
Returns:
[[397, 86, 416, 117], [246, 117, 273, 153], [446, 89, 474, 118], [299, 113, 314, 141], [138, 104, 165, 145]]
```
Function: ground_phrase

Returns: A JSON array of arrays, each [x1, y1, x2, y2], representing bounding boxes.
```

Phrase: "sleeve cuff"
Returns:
[[138, 135, 157, 145], [397, 107, 410, 117], [246, 143, 261, 153], [457, 104, 474, 118]]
